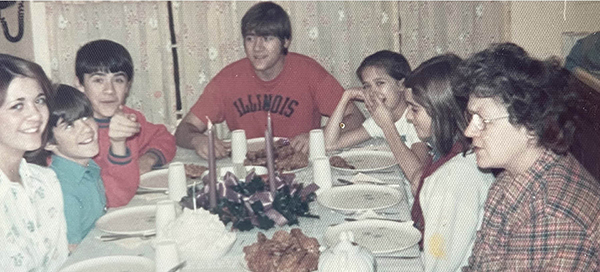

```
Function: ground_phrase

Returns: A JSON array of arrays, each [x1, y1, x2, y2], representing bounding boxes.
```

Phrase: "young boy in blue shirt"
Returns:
[[45, 84, 106, 251]]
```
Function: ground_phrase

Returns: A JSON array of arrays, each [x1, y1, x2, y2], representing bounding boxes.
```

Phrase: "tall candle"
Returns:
[[265, 128, 276, 194], [267, 112, 273, 136], [206, 117, 217, 209]]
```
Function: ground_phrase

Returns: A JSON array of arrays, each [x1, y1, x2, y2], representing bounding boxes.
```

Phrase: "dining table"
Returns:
[[60, 138, 424, 272]]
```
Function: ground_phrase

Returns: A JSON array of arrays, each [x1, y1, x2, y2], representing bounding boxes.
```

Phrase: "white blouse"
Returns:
[[362, 109, 421, 148], [0, 159, 68, 272], [419, 152, 494, 272]]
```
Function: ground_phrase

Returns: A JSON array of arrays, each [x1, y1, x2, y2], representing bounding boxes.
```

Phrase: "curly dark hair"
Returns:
[[453, 43, 577, 154]]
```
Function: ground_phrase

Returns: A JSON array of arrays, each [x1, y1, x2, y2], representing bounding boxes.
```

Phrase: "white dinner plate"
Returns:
[[330, 150, 397, 173], [317, 184, 402, 211], [139, 169, 198, 191], [325, 220, 421, 254], [245, 137, 307, 174], [60, 256, 154, 272], [95, 205, 157, 235]]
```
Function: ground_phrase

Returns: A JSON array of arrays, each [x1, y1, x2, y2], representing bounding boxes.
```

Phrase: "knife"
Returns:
[[344, 217, 406, 223]]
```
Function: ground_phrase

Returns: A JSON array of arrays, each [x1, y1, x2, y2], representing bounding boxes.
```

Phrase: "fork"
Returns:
[[99, 233, 156, 242]]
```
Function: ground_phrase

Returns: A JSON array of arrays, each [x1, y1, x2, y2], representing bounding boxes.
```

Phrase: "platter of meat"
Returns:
[[241, 228, 320, 272], [244, 137, 309, 173], [329, 150, 397, 173]]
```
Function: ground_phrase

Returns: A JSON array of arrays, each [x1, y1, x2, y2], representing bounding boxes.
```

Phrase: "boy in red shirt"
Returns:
[[75, 39, 176, 207], [175, 2, 364, 159]]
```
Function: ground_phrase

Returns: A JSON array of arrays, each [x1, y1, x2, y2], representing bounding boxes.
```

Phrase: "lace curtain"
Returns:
[[43, 1, 507, 135], [44, 1, 178, 131], [398, 1, 508, 68]]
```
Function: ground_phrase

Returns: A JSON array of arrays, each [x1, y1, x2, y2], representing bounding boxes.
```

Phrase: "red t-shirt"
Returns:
[[190, 53, 345, 139]]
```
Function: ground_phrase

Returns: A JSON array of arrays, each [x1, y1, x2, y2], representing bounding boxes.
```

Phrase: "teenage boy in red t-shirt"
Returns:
[[175, 1, 365, 159]]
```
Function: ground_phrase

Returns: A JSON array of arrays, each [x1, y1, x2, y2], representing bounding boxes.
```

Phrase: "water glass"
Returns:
[[168, 162, 187, 202], [154, 239, 180, 272], [312, 156, 332, 192], [231, 129, 247, 164], [155, 200, 177, 239], [309, 129, 326, 161]]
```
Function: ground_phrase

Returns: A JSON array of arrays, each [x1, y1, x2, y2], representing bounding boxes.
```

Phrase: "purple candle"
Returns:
[[267, 112, 273, 136], [265, 129, 276, 194], [206, 117, 217, 209]]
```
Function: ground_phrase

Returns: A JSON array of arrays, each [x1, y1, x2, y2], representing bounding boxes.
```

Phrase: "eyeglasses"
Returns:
[[469, 113, 509, 131]]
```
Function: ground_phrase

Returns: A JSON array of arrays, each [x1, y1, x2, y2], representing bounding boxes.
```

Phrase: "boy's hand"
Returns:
[[192, 135, 231, 160], [290, 132, 310, 154], [109, 106, 141, 143]]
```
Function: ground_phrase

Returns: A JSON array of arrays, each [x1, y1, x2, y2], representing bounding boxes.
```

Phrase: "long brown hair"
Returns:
[[404, 54, 468, 156], [0, 54, 54, 165]]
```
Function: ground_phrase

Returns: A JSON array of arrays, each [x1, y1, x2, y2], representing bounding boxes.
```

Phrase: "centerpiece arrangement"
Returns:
[[180, 170, 319, 231], [180, 114, 319, 231]]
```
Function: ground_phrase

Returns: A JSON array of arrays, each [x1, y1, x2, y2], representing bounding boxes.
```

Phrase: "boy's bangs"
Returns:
[[247, 21, 286, 39], [81, 59, 131, 80], [49, 88, 94, 127]]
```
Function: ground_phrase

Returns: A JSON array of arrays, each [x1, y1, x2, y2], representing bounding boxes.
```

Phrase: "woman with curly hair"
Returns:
[[456, 43, 600, 271]]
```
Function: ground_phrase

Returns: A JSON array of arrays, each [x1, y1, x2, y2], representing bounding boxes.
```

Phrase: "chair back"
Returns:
[[568, 75, 600, 182]]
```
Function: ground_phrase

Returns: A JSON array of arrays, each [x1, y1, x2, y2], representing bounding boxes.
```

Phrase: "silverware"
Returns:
[[136, 190, 168, 195], [99, 233, 156, 241], [337, 178, 386, 186], [167, 260, 187, 272], [344, 217, 406, 223], [375, 255, 419, 259]]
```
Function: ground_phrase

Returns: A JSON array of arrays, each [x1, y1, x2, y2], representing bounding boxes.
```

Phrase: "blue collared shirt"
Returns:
[[50, 155, 107, 244]]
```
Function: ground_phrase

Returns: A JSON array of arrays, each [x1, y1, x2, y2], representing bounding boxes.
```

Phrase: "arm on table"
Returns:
[[174, 112, 230, 160], [133, 113, 176, 175], [324, 88, 371, 151], [291, 89, 367, 154]]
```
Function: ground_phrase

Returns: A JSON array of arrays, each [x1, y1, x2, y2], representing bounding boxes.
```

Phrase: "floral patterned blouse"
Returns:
[[0, 159, 68, 272]]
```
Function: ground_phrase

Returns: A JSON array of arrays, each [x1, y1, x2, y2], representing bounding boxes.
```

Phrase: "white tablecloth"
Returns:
[[61, 142, 424, 272]]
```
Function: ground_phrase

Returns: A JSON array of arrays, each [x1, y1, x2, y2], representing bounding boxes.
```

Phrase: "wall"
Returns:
[[510, 1, 600, 59], [0, 1, 34, 61]]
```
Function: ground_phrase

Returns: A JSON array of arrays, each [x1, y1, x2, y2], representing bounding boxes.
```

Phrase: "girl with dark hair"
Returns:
[[404, 54, 493, 272], [0, 54, 68, 271], [324, 50, 430, 196]]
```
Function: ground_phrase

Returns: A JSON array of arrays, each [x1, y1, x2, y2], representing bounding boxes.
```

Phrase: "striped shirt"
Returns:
[[463, 149, 600, 271]]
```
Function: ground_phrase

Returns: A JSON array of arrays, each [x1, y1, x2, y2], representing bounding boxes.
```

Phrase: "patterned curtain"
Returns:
[[44, 1, 177, 131], [398, 1, 509, 67]]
